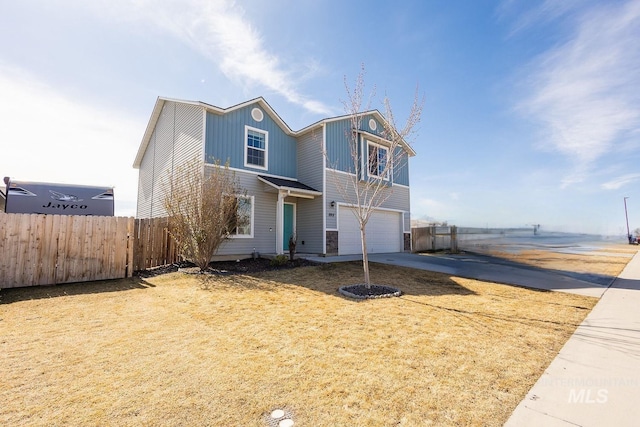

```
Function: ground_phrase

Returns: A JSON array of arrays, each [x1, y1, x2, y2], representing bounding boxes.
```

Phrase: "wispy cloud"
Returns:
[[102, 0, 332, 115], [0, 64, 141, 215], [601, 173, 640, 190], [498, 0, 584, 35], [517, 0, 640, 186]]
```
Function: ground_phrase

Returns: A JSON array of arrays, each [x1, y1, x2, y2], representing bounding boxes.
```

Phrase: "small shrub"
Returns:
[[270, 255, 289, 267]]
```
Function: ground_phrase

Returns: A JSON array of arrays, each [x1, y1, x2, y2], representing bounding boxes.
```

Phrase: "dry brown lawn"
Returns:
[[485, 243, 638, 278], [1, 262, 599, 426]]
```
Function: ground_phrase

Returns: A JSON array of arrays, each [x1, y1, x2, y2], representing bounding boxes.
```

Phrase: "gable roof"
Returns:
[[297, 110, 417, 157], [133, 96, 294, 169], [258, 175, 321, 194], [133, 96, 416, 168]]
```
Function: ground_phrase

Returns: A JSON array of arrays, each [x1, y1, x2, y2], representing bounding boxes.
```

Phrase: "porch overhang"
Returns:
[[257, 175, 322, 199]]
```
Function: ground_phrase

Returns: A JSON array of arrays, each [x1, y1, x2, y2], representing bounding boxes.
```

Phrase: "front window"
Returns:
[[245, 126, 268, 170], [367, 141, 389, 180], [229, 195, 253, 238]]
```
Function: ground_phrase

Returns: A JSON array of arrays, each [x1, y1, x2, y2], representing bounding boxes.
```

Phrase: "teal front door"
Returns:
[[283, 203, 294, 251]]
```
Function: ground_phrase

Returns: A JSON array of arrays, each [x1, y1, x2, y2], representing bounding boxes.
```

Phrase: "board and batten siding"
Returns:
[[205, 167, 278, 256], [324, 119, 354, 174], [324, 116, 411, 187], [136, 101, 204, 218], [324, 171, 410, 230], [205, 104, 297, 178], [295, 130, 325, 254], [392, 147, 410, 186]]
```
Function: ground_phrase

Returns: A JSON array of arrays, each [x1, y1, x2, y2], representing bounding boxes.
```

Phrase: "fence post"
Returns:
[[451, 226, 458, 253]]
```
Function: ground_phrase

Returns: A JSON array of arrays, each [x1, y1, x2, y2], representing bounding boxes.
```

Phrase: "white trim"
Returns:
[[336, 201, 408, 214], [201, 107, 207, 166], [244, 125, 269, 171], [325, 228, 338, 232], [276, 192, 284, 254], [134, 98, 416, 168], [163, 96, 295, 135], [360, 134, 365, 181], [257, 176, 322, 197], [205, 164, 296, 182], [251, 107, 264, 122], [322, 123, 327, 255], [366, 140, 390, 181], [358, 129, 416, 157], [326, 168, 357, 177], [393, 183, 410, 189], [228, 195, 254, 239]]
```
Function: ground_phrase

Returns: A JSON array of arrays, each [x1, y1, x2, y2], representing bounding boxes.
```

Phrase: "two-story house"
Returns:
[[133, 97, 414, 258]]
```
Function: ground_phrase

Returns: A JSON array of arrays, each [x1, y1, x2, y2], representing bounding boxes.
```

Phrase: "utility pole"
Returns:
[[624, 197, 631, 243]]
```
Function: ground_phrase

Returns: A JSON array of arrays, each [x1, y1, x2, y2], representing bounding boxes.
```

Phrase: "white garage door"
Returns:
[[338, 207, 402, 255]]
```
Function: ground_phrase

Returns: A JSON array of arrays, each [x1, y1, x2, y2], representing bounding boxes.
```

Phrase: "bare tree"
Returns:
[[162, 157, 245, 271], [328, 65, 423, 288]]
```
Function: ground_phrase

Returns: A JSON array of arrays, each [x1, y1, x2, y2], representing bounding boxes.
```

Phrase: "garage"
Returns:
[[338, 207, 402, 255]]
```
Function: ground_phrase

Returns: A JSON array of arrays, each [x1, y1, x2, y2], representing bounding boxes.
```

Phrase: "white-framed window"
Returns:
[[244, 126, 268, 170], [229, 195, 254, 238], [367, 140, 389, 180]]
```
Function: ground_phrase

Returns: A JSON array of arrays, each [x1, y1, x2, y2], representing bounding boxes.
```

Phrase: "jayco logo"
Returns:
[[42, 201, 88, 210]]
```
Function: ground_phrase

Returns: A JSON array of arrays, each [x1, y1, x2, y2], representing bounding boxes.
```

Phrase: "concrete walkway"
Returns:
[[504, 250, 640, 426]]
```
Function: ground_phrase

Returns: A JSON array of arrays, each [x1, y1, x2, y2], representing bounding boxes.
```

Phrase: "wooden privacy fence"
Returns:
[[412, 226, 458, 252], [0, 213, 179, 289], [132, 217, 179, 271]]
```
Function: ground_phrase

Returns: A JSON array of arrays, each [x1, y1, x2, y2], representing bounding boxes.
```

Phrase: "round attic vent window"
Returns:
[[251, 108, 264, 122], [369, 118, 377, 131]]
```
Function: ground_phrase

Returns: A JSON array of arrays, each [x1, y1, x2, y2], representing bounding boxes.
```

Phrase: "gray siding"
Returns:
[[295, 130, 325, 254], [324, 171, 410, 230], [205, 105, 297, 178], [136, 141, 154, 218], [207, 168, 278, 256], [136, 101, 204, 218]]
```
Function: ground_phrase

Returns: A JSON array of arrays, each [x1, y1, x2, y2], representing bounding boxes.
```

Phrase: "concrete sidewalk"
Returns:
[[504, 251, 640, 426]]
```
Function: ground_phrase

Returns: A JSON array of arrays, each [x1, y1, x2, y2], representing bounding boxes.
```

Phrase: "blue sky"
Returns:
[[1, 0, 639, 235]]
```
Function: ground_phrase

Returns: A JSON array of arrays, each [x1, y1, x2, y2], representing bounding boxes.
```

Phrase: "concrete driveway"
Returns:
[[305, 252, 612, 298]]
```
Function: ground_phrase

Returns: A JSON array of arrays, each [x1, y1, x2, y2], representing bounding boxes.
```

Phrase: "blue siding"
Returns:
[[325, 114, 390, 174], [205, 105, 297, 178], [393, 148, 410, 186], [361, 114, 384, 136], [325, 115, 410, 186], [324, 120, 355, 173]]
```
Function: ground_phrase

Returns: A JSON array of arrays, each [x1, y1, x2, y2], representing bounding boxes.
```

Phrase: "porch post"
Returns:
[[276, 192, 284, 255]]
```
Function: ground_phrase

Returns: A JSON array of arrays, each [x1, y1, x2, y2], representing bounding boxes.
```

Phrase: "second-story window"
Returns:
[[245, 126, 268, 170], [367, 140, 389, 180]]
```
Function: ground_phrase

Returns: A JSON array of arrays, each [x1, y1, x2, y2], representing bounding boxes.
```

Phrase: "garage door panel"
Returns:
[[338, 207, 401, 255]]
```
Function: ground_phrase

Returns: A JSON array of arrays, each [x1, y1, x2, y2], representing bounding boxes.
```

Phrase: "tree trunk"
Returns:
[[360, 224, 371, 288]]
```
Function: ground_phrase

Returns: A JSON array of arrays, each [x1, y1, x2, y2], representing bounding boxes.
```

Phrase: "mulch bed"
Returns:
[[135, 257, 317, 278], [338, 284, 402, 299]]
